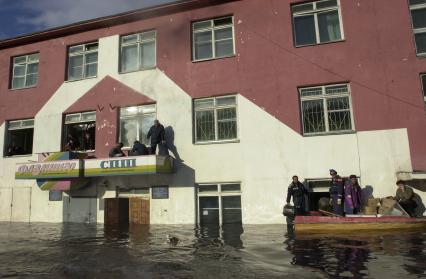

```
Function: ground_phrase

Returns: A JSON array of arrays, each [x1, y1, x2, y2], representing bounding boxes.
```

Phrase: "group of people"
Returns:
[[109, 119, 166, 157], [287, 169, 421, 217], [64, 131, 94, 151]]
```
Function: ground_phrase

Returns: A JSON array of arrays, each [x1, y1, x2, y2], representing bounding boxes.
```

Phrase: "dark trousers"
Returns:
[[400, 200, 416, 217], [150, 143, 158, 155]]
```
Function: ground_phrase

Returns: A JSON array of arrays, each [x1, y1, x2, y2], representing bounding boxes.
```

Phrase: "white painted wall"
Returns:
[[0, 33, 422, 225]]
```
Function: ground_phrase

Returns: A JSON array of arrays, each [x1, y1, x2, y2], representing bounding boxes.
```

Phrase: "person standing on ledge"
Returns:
[[329, 169, 344, 216], [147, 119, 166, 155], [286, 175, 308, 216]]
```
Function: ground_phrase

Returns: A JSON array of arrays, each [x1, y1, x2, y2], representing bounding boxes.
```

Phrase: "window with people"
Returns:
[[63, 112, 96, 152], [4, 119, 34, 157]]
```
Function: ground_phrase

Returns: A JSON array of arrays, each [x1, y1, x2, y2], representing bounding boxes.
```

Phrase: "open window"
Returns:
[[4, 119, 34, 157], [119, 104, 156, 148], [63, 112, 96, 151]]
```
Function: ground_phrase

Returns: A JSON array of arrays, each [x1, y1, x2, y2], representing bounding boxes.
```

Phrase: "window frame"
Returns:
[[66, 42, 99, 81], [119, 30, 157, 74], [4, 118, 35, 157], [192, 16, 236, 62], [409, 1, 426, 56], [119, 104, 157, 148], [291, 0, 345, 47], [63, 111, 96, 152], [197, 182, 242, 225], [193, 95, 239, 144], [299, 83, 355, 136], [10, 53, 40, 90], [421, 73, 426, 110]]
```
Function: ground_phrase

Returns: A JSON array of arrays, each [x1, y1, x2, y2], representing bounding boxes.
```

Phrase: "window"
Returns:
[[197, 183, 242, 225], [5, 119, 34, 156], [63, 112, 96, 151], [67, 42, 98, 81], [300, 84, 354, 135], [194, 95, 237, 143], [119, 104, 156, 147], [49, 191, 63, 201], [421, 73, 426, 109], [11, 53, 39, 89], [292, 0, 343, 47], [152, 186, 169, 199], [192, 16, 235, 61], [120, 31, 156, 73], [409, 0, 426, 55]]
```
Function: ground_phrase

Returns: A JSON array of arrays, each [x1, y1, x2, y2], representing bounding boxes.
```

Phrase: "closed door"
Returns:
[[65, 197, 97, 223], [11, 188, 31, 222], [129, 198, 150, 224], [199, 196, 220, 225], [0, 188, 12, 221], [105, 198, 120, 225]]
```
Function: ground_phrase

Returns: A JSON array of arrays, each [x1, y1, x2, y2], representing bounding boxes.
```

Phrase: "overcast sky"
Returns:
[[0, 0, 177, 40]]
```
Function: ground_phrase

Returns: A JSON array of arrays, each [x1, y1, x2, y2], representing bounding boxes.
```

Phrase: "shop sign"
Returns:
[[15, 160, 82, 179]]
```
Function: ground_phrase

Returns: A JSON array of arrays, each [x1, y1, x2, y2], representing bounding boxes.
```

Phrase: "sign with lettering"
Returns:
[[15, 160, 82, 179], [84, 155, 173, 177]]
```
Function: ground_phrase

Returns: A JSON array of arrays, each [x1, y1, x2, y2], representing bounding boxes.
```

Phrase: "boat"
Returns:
[[295, 214, 426, 233]]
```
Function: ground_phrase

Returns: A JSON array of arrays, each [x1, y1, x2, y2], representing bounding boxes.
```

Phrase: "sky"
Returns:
[[0, 0, 177, 40]]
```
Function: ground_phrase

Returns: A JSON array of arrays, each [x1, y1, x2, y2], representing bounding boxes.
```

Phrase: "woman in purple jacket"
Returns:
[[344, 175, 362, 214]]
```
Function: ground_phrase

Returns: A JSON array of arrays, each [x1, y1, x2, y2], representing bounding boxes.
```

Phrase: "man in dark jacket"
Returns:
[[109, 142, 126, 157], [329, 169, 344, 216], [286, 175, 308, 216], [131, 140, 148, 156], [147, 119, 165, 155]]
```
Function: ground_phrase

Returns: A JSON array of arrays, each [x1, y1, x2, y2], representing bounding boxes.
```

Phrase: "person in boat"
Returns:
[[394, 180, 417, 217], [286, 175, 308, 216], [109, 142, 126, 157], [329, 169, 344, 215], [344, 175, 362, 214]]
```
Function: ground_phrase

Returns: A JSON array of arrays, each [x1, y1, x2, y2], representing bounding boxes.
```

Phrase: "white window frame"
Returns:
[[192, 16, 236, 62], [119, 104, 157, 148], [5, 118, 35, 157], [194, 95, 238, 143], [409, 1, 426, 56], [11, 53, 39, 90], [64, 111, 96, 124], [421, 73, 426, 110], [292, 0, 344, 47], [119, 30, 157, 73], [299, 83, 355, 135], [67, 42, 98, 81], [197, 182, 242, 225]]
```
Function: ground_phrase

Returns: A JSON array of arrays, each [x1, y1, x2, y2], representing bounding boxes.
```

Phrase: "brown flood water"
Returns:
[[0, 223, 425, 278]]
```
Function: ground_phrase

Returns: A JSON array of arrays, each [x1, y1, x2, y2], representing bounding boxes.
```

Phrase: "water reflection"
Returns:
[[0, 223, 425, 278]]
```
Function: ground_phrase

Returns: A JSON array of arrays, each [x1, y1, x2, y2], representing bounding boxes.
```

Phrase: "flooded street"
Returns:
[[0, 223, 425, 279]]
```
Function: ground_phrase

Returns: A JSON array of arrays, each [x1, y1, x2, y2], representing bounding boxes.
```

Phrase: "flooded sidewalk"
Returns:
[[0, 223, 425, 278]]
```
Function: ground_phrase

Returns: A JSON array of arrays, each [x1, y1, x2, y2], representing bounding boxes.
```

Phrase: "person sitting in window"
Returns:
[[6, 143, 23, 156], [130, 140, 148, 156], [82, 131, 95, 151], [64, 134, 79, 151], [109, 142, 126, 157], [147, 119, 165, 155]]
